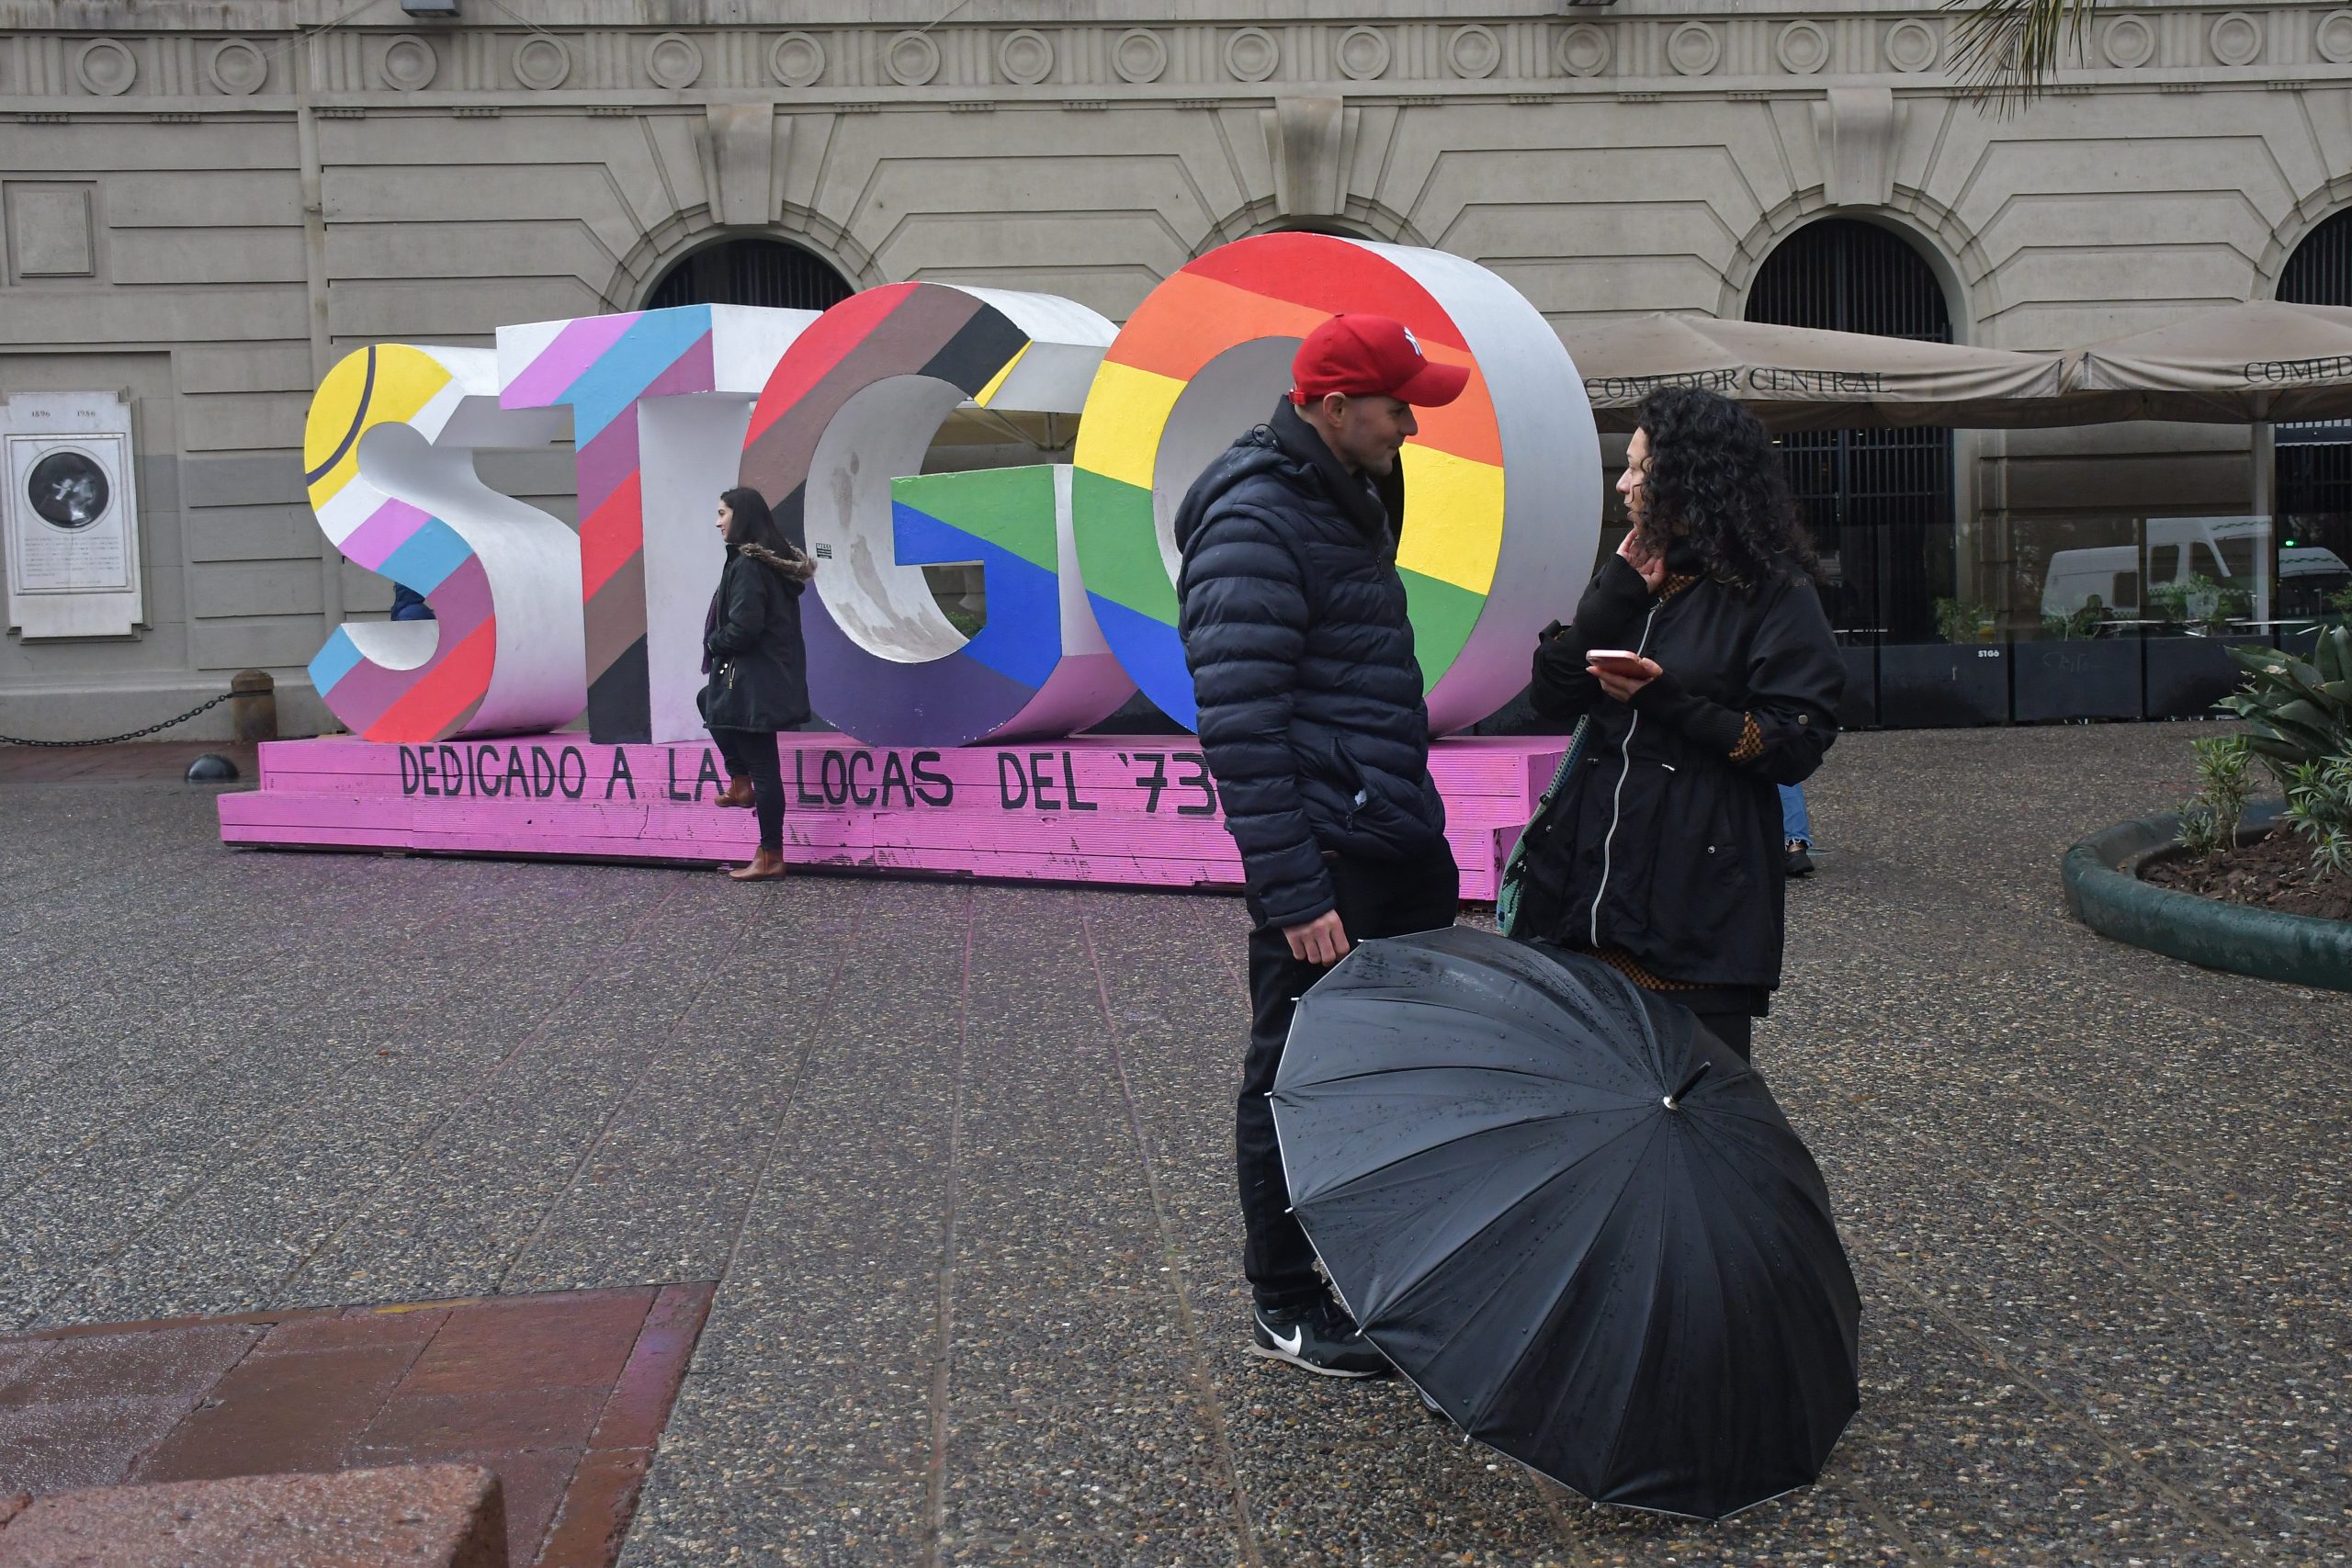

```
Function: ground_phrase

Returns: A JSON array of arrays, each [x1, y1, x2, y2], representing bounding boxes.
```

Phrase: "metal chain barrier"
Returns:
[[0, 689, 241, 749]]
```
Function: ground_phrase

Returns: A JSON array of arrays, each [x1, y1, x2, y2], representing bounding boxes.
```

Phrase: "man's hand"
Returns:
[[1283, 909, 1351, 966], [1616, 530, 1666, 591], [1589, 654, 1664, 704]]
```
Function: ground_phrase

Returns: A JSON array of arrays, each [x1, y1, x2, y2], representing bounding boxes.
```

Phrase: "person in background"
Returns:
[[1510, 387, 1841, 1059], [389, 584, 435, 622], [1781, 783, 1815, 876], [1175, 313, 1466, 1380], [701, 486, 817, 882]]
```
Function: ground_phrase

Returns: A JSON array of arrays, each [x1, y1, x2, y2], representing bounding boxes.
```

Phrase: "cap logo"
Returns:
[[1401, 325, 1424, 359]]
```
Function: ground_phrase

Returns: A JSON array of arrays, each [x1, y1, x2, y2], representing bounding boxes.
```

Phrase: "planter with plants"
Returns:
[[2011, 602, 2143, 723], [1877, 598, 2007, 728], [2143, 572, 2267, 720], [2064, 625, 2352, 990]]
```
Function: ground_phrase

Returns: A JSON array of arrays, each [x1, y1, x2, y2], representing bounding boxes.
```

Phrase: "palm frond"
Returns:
[[1942, 0, 2098, 110]]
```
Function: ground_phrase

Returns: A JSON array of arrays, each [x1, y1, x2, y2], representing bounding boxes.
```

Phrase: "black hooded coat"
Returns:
[[1510, 547, 1842, 994], [702, 542, 817, 733], [1174, 401, 1447, 930]]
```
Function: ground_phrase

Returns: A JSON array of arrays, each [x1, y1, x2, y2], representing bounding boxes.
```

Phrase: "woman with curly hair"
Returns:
[[1509, 387, 1842, 1057]]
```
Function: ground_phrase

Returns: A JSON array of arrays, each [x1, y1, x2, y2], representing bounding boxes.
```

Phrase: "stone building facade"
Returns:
[[3, 0, 2348, 736]]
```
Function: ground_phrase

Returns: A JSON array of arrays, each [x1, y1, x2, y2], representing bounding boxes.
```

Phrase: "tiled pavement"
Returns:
[[0, 1285, 711, 1565], [3, 725, 2347, 1564]]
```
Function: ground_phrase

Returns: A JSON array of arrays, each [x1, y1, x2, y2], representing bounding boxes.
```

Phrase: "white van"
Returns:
[[2040, 516, 2347, 624]]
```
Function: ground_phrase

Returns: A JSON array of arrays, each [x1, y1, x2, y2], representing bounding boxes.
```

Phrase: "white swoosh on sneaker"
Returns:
[[1261, 1319, 1304, 1357]]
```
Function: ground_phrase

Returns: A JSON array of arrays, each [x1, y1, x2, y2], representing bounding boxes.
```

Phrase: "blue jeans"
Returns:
[[1779, 784, 1811, 846]]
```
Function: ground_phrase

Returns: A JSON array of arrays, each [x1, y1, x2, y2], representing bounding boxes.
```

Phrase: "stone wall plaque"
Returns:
[[3, 391, 143, 638]]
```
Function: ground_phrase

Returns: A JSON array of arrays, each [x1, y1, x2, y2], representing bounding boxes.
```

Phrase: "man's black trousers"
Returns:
[[1238, 840, 1461, 1314], [709, 726, 784, 852]]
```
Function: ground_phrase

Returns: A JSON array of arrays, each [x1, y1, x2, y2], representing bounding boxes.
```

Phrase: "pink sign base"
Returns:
[[215, 734, 1566, 902]]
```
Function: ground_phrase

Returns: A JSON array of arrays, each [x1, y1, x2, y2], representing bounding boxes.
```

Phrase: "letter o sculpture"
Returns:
[[1071, 232, 1598, 734]]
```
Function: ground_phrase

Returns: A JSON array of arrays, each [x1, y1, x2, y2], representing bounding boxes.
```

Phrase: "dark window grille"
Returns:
[[1747, 219, 1955, 644], [645, 238, 856, 313], [2276, 211, 2352, 596]]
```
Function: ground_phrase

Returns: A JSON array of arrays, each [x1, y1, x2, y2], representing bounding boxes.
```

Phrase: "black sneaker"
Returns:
[[1785, 840, 1815, 877], [1250, 1298, 1390, 1379]]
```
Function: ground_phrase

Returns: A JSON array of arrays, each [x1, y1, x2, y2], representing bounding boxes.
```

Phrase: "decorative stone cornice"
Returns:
[[1, 6, 2348, 106]]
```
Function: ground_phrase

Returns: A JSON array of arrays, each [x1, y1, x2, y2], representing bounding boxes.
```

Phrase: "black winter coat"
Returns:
[[702, 542, 815, 733], [1175, 400, 1446, 929], [1511, 547, 1841, 994]]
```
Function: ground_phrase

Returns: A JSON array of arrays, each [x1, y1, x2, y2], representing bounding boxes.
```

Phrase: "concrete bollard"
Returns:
[[229, 670, 277, 743]]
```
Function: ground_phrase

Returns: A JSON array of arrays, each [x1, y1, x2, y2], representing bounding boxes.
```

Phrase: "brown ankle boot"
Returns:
[[714, 776, 756, 807], [727, 848, 786, 881]]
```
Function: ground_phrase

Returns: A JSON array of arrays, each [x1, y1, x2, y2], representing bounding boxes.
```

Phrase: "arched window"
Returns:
[[2275, 211, 2352, 622], [1746, 219, 1956, 646], [645, 237, 856, 312]]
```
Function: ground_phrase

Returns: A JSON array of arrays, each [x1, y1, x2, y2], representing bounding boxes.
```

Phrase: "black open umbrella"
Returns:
[[1271, 927, 1859, 1520]]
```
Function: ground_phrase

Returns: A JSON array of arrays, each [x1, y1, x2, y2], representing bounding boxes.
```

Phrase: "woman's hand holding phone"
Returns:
[[1587, 649, 1663, 703]]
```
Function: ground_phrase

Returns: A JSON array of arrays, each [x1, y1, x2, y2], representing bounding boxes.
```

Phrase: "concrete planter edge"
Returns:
[[2062, 801, 2352, 992]]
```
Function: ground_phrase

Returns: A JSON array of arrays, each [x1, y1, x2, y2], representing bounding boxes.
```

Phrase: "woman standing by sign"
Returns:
[[1506, 388, 1841, 1057], [702, 487, 817, 881]]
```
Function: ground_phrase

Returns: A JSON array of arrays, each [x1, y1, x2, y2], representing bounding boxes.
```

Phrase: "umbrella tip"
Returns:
[[1663, 1060, 1712, 1111]]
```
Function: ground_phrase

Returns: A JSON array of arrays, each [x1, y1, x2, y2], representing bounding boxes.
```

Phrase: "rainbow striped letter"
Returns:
[[740, 284, 1133, 748], [304, 344, 584, 741], [1071, 233, 1599, 735]]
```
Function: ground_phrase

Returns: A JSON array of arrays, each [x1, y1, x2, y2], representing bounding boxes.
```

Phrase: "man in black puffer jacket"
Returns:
[[1174, 313, 1466, 1379]]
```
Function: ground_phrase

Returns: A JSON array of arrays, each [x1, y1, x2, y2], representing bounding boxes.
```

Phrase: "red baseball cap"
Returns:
[[1288, 313, 1469, 408]]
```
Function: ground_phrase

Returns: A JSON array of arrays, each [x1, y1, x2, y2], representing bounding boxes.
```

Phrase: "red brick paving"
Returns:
[[0, 1285, 714, 1568], [0, 1464, 508, 1568]]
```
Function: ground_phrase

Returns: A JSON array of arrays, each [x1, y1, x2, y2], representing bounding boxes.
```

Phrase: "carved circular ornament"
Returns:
[[1446, 25, 1502, 80], [1775, 20, 1831, 75], [513, 36, 571, 91], [74, 39, 137, 96], [886, 30, 940, 86], [771, 31, 825, 88], [646, 32, 704, 89], [1556, 23, 1611, 78], [2209, 11, 2262, 66], [1336, 27, 1391, 82], [1666, 22, 1721, 77], [2100, 15, 2156, 68], [1225, 27, 1280, 84], [998, 29, 1053, 86], [207, 39, 268, 96], [1884, 18, 1940, 73], [1110, 28, 1167, 85], [380, 35, 438, 92], [2320, 9, 2352, 64]]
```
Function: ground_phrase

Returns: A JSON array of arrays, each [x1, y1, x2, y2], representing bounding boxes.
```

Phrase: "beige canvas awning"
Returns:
[[1561, 313, 2077, 432], [2065, 301, 2352, 424]]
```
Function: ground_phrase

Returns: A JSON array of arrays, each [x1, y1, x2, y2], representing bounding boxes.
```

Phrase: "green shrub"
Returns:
[[2177, 734, 2254, 856], [2149, 573, 2252, 633], [2220, 626, 2352, 773], [1932, 596, 1996, 646], [2216, 625, 2352, 883], [2040, 603, 2105, 641], [2280, 757, 2352, 879]]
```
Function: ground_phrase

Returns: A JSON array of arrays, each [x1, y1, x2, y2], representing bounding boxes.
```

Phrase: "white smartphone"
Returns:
[[1586, 649, 1645, 668]]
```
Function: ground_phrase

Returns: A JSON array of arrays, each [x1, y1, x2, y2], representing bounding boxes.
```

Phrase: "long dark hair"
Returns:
[[1633, 388, 1815, 588], [720, 487, 792, 556]]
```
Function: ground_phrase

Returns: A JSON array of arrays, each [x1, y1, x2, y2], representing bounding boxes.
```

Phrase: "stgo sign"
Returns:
[[300, 232, 1599, 750]]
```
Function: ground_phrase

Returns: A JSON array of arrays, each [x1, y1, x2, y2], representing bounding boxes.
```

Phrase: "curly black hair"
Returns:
[[1632, 387, 1815, 589]]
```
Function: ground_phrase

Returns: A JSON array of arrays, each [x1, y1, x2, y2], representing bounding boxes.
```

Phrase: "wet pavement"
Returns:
[[3, 725, 2346, 1564]]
